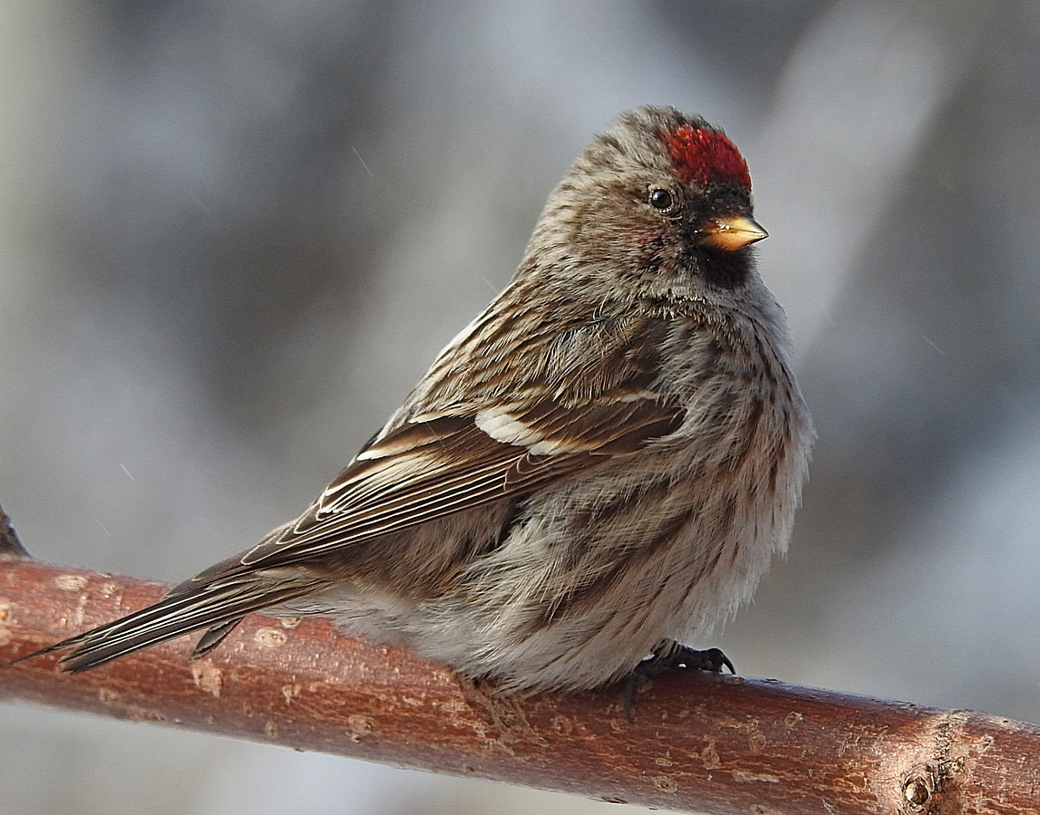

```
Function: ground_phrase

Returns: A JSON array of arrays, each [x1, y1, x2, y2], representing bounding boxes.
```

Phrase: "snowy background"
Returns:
[[3, 1, 1040, 813]]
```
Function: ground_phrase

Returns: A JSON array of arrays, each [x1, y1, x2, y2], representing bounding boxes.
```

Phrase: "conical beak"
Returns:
[[696, 214, 768, 252]]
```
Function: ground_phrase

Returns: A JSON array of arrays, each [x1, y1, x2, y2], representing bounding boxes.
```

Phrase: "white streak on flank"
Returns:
[[527, 438, 580, 455], [476, 409, 585, 455], [475, 409, 544, 446]]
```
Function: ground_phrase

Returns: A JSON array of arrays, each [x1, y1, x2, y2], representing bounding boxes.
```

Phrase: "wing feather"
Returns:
[[240, 398, 683, 568]]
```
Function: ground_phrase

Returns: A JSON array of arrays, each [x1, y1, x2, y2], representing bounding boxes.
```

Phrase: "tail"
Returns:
[[15, 563, 326, 673]]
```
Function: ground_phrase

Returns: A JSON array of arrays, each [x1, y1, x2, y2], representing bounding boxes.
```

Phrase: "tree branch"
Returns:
[[2, 546, 1037, 813]]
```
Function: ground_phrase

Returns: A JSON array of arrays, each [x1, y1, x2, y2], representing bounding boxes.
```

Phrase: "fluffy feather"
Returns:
[[24, 106, 813, 692]]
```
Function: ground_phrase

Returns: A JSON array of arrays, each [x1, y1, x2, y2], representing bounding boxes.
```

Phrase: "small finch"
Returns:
[[25, 106, 813, 694]]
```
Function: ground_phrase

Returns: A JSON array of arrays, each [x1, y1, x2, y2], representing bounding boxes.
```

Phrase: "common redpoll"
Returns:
[[27, 106, 813, 695]]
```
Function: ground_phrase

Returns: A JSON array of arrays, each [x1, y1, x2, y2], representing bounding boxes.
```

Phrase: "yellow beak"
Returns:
[[696, 214, 768, 252]]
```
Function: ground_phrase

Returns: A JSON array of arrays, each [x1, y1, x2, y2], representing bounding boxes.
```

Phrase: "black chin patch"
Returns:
[[696, 248, 751, 290]]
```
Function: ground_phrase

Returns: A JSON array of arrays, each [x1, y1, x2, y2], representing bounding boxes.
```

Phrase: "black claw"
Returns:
[[621, 643, 735, 720], [671, 645, 735, 674]]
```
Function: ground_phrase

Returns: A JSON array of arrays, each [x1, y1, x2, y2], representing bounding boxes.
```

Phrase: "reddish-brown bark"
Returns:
[[1, 556, 1037, 814]]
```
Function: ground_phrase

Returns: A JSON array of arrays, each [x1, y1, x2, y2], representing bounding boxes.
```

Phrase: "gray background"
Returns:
[[2, 1, 1040, 813]]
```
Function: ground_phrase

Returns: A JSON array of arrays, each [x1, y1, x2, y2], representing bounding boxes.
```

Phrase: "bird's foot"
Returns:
[[621, 643, 734, 720]]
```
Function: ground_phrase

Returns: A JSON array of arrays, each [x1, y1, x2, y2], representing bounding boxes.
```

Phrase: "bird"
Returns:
[[22, 106, 813, 696]]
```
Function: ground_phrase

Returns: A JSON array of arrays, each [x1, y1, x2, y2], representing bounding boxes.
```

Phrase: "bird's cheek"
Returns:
[[629, 229, 675, 274]]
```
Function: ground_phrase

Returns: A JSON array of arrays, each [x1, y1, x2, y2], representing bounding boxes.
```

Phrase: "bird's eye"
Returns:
[[648, 188, 675, 211]]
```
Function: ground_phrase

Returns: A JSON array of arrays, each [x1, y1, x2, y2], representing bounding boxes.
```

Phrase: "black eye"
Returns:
[[648, 188, 674, 211]]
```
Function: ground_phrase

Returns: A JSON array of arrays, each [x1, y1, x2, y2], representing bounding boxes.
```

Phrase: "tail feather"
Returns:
[[17, 572, 325, 673], [189, 618, 244, 661]]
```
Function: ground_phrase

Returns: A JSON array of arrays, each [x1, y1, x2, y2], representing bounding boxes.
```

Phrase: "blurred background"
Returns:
[[2, 1, 1040, 813]]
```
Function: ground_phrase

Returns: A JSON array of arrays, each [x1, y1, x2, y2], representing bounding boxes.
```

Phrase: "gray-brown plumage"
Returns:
[[26, 106, 813, 693]]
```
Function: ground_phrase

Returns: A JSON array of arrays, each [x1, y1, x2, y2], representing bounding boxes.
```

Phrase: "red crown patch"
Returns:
[[664, 125, 751, 189]]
